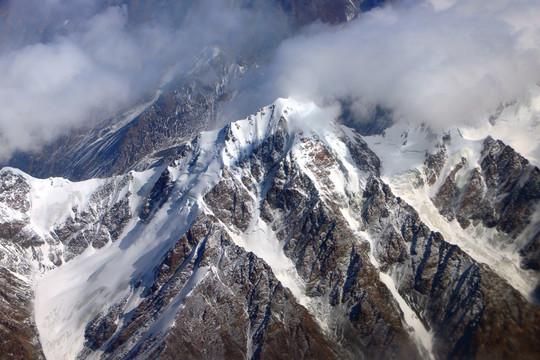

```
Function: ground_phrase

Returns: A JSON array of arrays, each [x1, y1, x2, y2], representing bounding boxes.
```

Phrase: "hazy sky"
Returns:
[[1, 0, 539, 159]]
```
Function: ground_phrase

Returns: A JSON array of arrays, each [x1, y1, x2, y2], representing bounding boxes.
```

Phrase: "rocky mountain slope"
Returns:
[[1, 99, 539, 359], [7, 47, 242, 181]]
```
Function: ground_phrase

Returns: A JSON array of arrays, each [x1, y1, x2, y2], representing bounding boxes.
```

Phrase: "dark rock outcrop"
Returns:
[[0, 268, 45, 360], [79, 214, 336, 360], [231, 127, 421, 358], [428, 137, 540, 271], [52, 177, 133, 262], [204, 168, 254, 232], [140, 168, 174, 222], [363, 176, 540, 359]]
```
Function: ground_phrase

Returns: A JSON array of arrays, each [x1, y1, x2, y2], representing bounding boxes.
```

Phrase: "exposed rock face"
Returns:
[[140, 168, 174, 222], [0, 171, 31, 243], [51, 176, 134, 262], [427, 136, 540, 272], [77, 214, 336, 360], [153, 216, 337, 360], [0, 268, 45, 360], [431, 157, 467, 223], [520, 230, 540, 271], [424, 148, 448, 187], [0, 171, 30, 212], [83, 303, 123, 352], [362, 176, 540, 359], [479, 138, 540, 233], [0, 170, 41, 275], [204, 168, 255, 232], [250, 142, 418, 358], [341, 131, 381, 177]]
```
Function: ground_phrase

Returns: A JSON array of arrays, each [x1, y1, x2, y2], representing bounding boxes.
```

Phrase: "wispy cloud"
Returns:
[[2, 0, 539, 160], [232, 0, 540, 129], [0, 0, 286, 159]]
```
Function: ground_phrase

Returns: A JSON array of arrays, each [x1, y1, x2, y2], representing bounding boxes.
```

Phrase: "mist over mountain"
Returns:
[[0, 1, 539, 359], [0, 0, 292, 159], [2, 0, 540, 167]]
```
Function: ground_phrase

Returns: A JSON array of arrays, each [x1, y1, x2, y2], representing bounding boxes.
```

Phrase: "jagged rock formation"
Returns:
[[82, 214, 337, 359], [432, 137, 540, 234], [426, 136, 540, 273], [0, 268, 45, 360], [363, 177, 540, 359], [0, 99, 539, 359]]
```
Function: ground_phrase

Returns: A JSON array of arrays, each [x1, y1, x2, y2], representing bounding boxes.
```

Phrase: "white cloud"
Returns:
[[258, 0, 540, 129], [0, 0, 281, 159], [2, 0, 539, 160], [0, 7, 152, 158]]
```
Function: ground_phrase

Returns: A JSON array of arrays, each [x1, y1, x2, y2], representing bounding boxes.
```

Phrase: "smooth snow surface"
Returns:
[[29, 177, 105, 236], [363, 122, 436, 178]]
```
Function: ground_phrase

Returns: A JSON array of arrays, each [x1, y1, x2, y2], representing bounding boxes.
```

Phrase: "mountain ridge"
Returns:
[[1, 98, 538, 359]]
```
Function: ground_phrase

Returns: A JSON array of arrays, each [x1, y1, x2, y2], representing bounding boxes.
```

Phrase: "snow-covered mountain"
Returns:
[[1, 98, 539, 359]]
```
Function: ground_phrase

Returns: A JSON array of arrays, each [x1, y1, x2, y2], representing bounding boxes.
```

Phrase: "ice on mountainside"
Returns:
[[3, 1, 539, 359], [0, 98, 539, 359]]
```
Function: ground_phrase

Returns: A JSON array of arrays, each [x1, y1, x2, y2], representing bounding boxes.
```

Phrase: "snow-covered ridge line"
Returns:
[[306, 135, 436, 358], [31, 97, 324, 359]]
